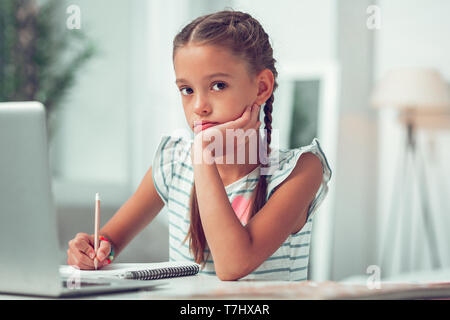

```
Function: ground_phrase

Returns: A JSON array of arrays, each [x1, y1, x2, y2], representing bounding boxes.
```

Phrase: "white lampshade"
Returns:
[[371, 68, 450, 114]]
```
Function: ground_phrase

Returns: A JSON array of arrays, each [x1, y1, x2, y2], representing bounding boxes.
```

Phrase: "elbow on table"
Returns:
[[216, 270, 245, 281], [215, 261, 253, 281]]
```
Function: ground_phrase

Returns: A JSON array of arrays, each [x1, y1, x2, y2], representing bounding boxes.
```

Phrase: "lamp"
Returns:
[[371, 67, 450, 273]]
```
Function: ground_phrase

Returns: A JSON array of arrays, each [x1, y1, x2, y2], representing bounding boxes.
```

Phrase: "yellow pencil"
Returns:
[[94, 192, 100, 270]]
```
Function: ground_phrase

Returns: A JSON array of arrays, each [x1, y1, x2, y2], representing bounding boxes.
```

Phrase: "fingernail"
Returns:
[[97, 252, 105, 261], [90, 252, 95, 259]]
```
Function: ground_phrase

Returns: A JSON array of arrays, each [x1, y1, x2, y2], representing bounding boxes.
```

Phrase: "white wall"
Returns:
[[375, 0, 450, 277], [232, 0, 336, 64], [329, 0, 378, 280], [55, 0, 130, 186]]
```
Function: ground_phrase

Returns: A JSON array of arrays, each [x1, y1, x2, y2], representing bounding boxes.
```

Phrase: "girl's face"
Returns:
[[173, 44, 261, 132]]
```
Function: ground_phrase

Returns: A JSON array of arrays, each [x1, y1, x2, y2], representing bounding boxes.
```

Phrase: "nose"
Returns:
[[193, 93, 212, 116]]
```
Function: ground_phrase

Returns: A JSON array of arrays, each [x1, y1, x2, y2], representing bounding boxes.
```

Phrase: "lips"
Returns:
[[193, 121, 219, 134]]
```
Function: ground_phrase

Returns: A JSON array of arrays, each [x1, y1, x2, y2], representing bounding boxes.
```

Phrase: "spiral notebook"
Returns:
[[60, 261, 200, 281]]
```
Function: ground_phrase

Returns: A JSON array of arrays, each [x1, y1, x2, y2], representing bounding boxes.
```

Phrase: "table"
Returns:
[[1, 267, 450, 300]]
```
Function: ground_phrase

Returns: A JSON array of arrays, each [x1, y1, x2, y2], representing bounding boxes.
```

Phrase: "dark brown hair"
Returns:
[[172, 9, 279, 265]]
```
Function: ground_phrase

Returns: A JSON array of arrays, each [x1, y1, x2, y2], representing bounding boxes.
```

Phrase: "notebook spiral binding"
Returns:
[[124, 264, 200, 280]]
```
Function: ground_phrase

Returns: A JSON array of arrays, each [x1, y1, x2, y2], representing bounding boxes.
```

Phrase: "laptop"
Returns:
[[0, 101, 166, 297]]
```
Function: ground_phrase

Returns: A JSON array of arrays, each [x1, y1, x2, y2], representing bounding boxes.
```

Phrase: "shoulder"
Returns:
[[155, 134, 192, 156], [265, 138, 331, 201], [290, 152, 324, 186], [153, 135, 192, 167], [269, 149, 324, 212], [262, 138, 332, 228], [257, 150, 322, 235], [152, 135, 193, 204]]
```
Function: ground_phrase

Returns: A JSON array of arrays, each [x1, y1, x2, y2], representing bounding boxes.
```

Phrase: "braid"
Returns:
[[248, 93, 274, 219], [263, 94, 274, 154]]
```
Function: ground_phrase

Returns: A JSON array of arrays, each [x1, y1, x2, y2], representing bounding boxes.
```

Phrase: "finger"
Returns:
[[76, 232, 95, 246], [249, 103, 259, 120], [101, 258, 111, 268], [69, 250, 94, 270], [77, 259, 94, 270], [69, 238, 95, 260], [96, 240, 111, 262], [236, 104, 253, 127], [247, 103, 255, 116], [67, 255, 77, 268], [79, 253, 95, 269], [69, 235, 96, 260], [254, 103, 261, 119], [217, 104, 254, 136], [250, 103, 260, 126], [241, 103, 259, 131]]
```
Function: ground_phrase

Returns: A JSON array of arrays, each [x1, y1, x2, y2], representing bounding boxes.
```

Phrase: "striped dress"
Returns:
[[152, 134, 332, 281]]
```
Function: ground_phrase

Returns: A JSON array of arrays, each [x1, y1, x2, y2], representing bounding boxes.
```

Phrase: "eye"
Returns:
[[179, 82, 227, 96], [180, 87, 193, 96], [211, 82, 227, 91]]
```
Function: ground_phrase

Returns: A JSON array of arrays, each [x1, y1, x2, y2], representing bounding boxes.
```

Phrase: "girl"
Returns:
[[67, 10, 332, 281]]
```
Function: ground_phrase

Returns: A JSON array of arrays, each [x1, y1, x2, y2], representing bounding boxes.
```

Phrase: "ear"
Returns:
[[254, 69, 274, 106]]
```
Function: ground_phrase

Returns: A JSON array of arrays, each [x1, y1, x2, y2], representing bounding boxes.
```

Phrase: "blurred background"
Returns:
[[1, 0, 449, 282]]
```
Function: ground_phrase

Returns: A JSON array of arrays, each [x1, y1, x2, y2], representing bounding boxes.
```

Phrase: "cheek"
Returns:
[[222, 96, 250, 119], [182, 99, 193, 112], [182, 106, 192, 125]]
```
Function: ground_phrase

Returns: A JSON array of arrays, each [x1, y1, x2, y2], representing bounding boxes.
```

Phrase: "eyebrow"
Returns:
[[175, 72, 232, 85]]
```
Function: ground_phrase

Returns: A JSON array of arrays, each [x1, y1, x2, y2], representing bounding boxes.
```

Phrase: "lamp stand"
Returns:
[[380, 119, 441, 274]]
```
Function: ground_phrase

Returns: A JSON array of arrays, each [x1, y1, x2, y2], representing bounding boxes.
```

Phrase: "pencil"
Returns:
[[94, 192, 100, 270]]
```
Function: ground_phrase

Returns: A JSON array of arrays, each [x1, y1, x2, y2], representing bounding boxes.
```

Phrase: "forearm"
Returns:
[[99, 216, 131, 257], [192, 150, 253, 278]]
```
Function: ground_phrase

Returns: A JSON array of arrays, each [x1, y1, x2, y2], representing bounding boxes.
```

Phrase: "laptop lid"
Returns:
[[0, 102, 62, 296]]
